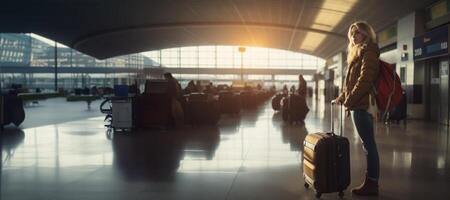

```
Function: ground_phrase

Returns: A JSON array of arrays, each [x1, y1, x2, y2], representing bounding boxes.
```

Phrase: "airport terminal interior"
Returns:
[[1, 0, 450, 199]]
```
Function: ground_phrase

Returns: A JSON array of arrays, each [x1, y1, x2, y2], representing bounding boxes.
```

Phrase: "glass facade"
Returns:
[[0, 33, 31, 66], [0, 33, 324, 91], [144, 46, 325, 70], [0, 33, 154, 90], [0, 34, 151, 68], [143, 46, 323, 88]]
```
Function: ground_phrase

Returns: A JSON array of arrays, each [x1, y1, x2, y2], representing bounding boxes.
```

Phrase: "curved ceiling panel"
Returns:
[[0, 0, 437, 59], [73, 23, 345, 59]]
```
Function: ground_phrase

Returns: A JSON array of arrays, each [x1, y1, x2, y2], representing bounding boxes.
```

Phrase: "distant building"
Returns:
[[1, 33, 155, 68], [0, 33, 32, 66], [30, 37, 51, 66]]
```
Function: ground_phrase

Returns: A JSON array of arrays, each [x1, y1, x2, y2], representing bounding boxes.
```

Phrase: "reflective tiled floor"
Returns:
[[1, 98, 450, 199]]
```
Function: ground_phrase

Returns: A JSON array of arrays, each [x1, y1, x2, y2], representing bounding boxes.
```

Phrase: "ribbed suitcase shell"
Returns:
[[303, 132, 350, 196]]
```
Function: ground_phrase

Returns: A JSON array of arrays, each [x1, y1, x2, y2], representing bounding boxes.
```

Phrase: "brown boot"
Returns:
[[352, 176, 379, 196]]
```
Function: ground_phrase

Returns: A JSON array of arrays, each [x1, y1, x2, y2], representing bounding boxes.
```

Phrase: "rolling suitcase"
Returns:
[[271, 93, 285, 111], [281, 94, 309, 124], [185, 93, 220, 125], [218, 91, 240, 114], [303, 101, 350, 198], [2, 94, 25, 127], [287, 94, 309, 123], [239, 91, 257, 109], [111, 97, 133, 131], [387, 92, 407, 124]]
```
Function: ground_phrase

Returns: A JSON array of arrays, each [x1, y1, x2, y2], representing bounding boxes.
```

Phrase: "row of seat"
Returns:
[[107, 80, 275, 131]]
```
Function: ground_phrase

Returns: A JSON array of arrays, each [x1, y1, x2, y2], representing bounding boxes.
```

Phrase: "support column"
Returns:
[[54, 42, 58, 91]]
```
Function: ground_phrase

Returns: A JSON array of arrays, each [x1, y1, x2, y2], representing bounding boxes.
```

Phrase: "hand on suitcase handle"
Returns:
[[332, 99, 343, 105]]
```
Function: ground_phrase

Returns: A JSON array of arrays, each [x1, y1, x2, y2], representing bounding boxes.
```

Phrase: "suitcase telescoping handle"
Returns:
[[330, 100, 343, 136]]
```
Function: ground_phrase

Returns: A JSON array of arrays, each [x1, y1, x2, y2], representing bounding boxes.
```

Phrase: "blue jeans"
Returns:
[[351, 109, 380, 180]]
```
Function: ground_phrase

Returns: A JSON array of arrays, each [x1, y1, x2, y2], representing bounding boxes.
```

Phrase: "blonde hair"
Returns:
[[347, 21, 377, 64]]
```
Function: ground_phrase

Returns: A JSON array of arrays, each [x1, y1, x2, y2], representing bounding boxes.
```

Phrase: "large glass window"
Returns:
[[1, 33, 324, 90], [180, 47, 198, 68], [142, 45, 324, 83], [217, 46, 234, 68], [199, 46, 215, 68], [0, 33, 156, 90], [144, 45, 324, 70]]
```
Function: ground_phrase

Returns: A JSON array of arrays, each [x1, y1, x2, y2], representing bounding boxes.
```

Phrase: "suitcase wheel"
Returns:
[[339, 191, 344, 198], [315, 192, 321, 198], [304, 183, 309, 189]]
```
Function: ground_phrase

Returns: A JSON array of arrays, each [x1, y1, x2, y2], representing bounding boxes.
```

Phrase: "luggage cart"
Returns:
[[100, 96, 134, 133]]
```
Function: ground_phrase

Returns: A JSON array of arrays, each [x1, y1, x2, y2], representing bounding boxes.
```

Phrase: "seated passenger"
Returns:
[[195, 80, 203, 93], [256, 84, 262, 90], [290, 85, 296, 94], [204, 83, 217, 94], [184, 80, 197, 94]]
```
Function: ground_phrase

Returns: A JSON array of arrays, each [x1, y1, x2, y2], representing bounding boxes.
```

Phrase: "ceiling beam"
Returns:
[[72, 21, 347, 49]]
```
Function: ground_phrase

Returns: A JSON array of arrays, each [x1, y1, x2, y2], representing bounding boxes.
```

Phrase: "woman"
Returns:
[[335, 21, 380, 196]]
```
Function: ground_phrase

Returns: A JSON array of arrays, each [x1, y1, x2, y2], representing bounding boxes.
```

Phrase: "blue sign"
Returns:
[[413, 25, 449, 60]]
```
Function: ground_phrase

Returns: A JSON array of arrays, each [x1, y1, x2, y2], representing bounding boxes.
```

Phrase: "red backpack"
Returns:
[[374, 60, 404, 115]]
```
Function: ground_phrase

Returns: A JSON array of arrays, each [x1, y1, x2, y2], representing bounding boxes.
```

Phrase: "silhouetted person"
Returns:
[[163, 72, 182, 100], [184, 80, 197, 94], [195, 80, 203, 93], [282, 84, 288, 95], [91, 86, 98, 95], [290, 85, 296, 94], [270, 85, 276, 92], [298, 74, 307, 98], [256, 84, 262, 90], [204, 83, 217, 94]]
